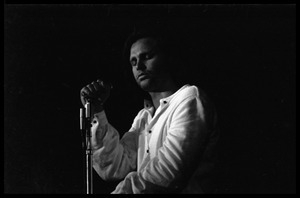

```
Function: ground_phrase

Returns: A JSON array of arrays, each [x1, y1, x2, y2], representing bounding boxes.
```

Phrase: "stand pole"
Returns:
[[80, 101, 93, 194]]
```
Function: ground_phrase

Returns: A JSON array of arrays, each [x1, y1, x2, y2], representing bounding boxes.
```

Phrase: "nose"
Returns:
[[136, 59, 146, 71]]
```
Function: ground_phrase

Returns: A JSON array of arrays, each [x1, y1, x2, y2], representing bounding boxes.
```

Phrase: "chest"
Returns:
[[138, 106, 175, 159]]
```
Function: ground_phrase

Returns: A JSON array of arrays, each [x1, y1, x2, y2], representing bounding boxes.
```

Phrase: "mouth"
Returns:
[[138, 73, 149, 80]]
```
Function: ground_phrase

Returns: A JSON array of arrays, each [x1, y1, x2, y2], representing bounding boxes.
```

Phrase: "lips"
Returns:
[[138, 73, 149, 80]]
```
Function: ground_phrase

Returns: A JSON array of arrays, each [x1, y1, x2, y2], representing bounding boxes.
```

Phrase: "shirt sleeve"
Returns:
[[111, 96, 210, 193], [91, 111, 140, 181]]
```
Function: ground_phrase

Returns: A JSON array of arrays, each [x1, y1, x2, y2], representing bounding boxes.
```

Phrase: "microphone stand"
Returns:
[[80, 100, 93, 194]]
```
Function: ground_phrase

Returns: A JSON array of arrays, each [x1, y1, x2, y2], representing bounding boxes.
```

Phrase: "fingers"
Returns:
[[81, 86, 91, 97], [97, 79, 113, 91], [104, 82, 113, 90], [95, 79, 105, 86], [87, 84, 96, 93], [80, 80, 109, 98], [80, 79, 112, 107], [92, 81, 103, 93]]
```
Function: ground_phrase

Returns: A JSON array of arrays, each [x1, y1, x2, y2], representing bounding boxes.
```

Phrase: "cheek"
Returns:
[[132, 67, 138, 79], [147, 58, 167, 75]]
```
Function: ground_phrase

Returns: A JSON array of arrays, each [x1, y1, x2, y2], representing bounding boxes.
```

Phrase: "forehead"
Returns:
[[130, 38, 158, 56]]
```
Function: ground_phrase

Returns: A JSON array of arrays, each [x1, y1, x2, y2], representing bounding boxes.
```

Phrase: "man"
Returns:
[[80, 26, 219, 193]]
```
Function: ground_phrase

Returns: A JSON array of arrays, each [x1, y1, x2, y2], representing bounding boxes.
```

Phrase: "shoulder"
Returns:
[[171, 85, 216, 119], [167, 85, 204, 117], [173, 85, 218, 132], [171, 84, 206, 104]]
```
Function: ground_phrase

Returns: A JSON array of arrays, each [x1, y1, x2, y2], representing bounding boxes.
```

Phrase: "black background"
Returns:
[[4, 4, 296, 194]]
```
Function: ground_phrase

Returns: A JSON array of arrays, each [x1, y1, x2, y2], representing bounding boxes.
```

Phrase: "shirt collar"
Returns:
[[159, 84, 190, 104], [143, 84, 190, 109]]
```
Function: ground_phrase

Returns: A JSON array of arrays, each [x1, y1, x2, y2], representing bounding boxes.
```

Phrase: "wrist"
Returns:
[[92, 104, 104, 115]]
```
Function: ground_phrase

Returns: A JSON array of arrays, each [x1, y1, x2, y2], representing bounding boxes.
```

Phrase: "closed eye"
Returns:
[[130, 52, 155, 67], [130, 57, 137, 67], [144, 53, 154, 60]]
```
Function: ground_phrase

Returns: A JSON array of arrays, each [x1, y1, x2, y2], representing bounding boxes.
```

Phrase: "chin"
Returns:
[[138, 80, 155, 92]]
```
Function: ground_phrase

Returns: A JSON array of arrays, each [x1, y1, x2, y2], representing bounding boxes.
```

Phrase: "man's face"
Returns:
[[129, 37, 169, 92]]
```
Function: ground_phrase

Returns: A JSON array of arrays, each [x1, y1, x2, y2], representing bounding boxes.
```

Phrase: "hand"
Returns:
[[80, 79, 112, 114]]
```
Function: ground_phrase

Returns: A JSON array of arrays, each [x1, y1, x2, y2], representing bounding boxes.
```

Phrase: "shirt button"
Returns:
[[146, 149, 149, 153], [163, 101, 167, 104], [149, 130, 152, 134]]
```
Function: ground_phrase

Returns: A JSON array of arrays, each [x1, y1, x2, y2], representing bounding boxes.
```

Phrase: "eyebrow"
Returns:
[[129, 49, 154, 61]]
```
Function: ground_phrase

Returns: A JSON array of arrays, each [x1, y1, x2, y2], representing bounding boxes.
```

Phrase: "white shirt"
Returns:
[[91, 84, 219, 194]]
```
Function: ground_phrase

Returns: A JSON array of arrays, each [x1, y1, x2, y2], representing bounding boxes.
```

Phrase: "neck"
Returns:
[[148, 79, 179, 111]]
